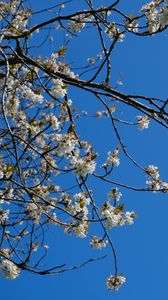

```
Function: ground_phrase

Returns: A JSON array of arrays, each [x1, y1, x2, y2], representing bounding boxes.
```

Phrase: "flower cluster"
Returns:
[[66, 192, 90, 217], [103, 147, 120, 168], [136, 116, 150, 130], [22, 85, 44, 103], [51, 79, 67, 98], [101, 201, 136, 228], [69, 14, 93, 33], [146, 164, 159, 179], [2, 7, 32, 35], [126, 20, 139, 32], [105, 23, 125, 41], [74, 221, 89, 238], [53, 133, 78, 157], [107, 187, 122, 202], [106, 274, 126, 291], [141, 1, 168, 33], [0, 259, 20, 279], [25, 202, 42, 224], [70, 15, 86, 32], [90, 236, 108, 249], [0, 208, 10, 223], [145, 165, 168, 192], [0, 1, 19, 15], [70, 153, 97, 177]]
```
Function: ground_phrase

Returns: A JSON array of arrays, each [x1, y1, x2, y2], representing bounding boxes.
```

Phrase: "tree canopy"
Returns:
[[0, 0, 168, 293]]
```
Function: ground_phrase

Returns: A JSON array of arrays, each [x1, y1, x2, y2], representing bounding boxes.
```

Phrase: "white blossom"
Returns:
[[162, 182, 168, 193], [0, 209, 9, 222], [74, 221, 88, 238], [22, 86, 43, 103], [105, 23, 125, 41], [70, 156, 96, 177], [106, 274, 126, 291], [137, 116, 150, 130], [107, 188, 122, 201], [145, 165, 159, 179], [50, 114, 60, 130], [105, 149, 120, 167], [50, 79, 67, 98], [55, 134, 78, 156], [159, 5, 168, 28], [90, 236, 108, 249], [127, 20, 139, 32], [0, 259, 20, 279], [125, 211, 135, 225], [0, 171, 4, 179], [26, 202, 41, 223]]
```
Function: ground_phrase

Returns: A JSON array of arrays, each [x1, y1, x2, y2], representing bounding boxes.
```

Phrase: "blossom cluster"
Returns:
[[90, 236, 108, 249], [145, 165, 168, 192], [105, 22, 125, 41], [141, 1, 168, 33], [102, 147, 120, 168], [136, 115, 150, 130], [101, 201, 136, 228], [69, 14, 93, 33], [70, 154, 97, 177], [106, 274, 126, 291], [0, 259, 20, 279], [107, 187, 122, 202], [0, 1, 19, 15]]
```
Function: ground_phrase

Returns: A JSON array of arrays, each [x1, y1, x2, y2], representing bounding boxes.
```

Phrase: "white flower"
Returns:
[[105, 23, 125, 41], [56, 134, 78, 156], [96, 111, 102, 117], [44, 244, 49, 250], [50, 114, 60, 130], [74, 192, 90, 205], [162, 182, 168, 193], [69, 15, 86, 32], [105, 149, 120, 167], [140, 2, 160, 33], [107, 188, 122, 201], [87, 57, 96, 64], [26, 202, 41, 223], [101, 202, 122, 228], [66, 99, 72, 106], [106, 274, 126, 291], [141, 2, 156, 13], [90, 236, 108, 249], [0, 209, 9, 222], [127, 21, 139, 32], [0, 171, 4, 179], [0, 259, 20, 279], [137, 116, 150, 130], [22, 86, 43, 103], [70, 156, 96, 177], [51, 78, 67, 98], [125, 211, 135, 225], [146, 179, 161, 191], [74, 221, 88, 238], [101, 201, 135, 228], [0, 248, 11, 258], [31, 243, 39, 252], [145, 165, 159, 179], [159, 6, 168, 28]]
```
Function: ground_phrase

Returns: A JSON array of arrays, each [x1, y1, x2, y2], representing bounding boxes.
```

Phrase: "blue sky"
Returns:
[[1, 0, 168, 299]]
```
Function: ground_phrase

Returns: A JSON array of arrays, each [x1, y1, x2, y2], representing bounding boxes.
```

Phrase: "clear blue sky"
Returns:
[[1, 1, 168, 299]]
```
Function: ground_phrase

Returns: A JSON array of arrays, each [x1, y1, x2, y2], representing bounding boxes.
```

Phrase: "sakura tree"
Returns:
[[0, 0, 167, 292]]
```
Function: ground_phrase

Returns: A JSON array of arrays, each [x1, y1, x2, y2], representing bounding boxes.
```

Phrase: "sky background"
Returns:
[[1, 0, 168, 299]]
